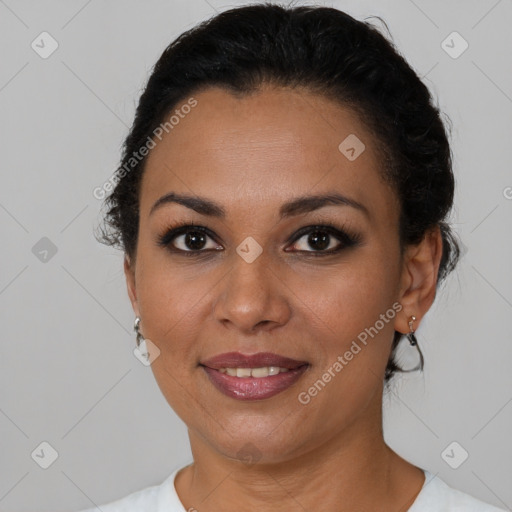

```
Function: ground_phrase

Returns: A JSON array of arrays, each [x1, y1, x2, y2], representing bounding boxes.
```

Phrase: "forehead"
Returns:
[[140, 85, 397, 221]]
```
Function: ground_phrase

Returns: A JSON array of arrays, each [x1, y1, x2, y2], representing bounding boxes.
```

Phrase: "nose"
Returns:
[[212, 251, 292, 334]]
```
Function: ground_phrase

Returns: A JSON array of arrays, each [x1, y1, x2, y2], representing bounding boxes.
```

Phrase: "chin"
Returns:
[[201, 419, 309, 465]]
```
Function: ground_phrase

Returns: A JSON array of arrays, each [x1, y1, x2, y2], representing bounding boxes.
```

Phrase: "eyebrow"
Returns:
[[149, 192, 370, 219]]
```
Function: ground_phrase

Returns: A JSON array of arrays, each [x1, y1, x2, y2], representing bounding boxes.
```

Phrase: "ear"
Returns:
[[394, 225, 443, 334], [124, 255, 140, 317]]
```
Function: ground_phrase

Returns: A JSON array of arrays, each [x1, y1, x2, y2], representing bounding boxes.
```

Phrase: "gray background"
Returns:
[[1, 0, 511, 510]]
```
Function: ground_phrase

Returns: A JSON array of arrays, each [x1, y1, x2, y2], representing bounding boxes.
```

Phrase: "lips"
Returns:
[[201, 351, 308, 370], [200, 352, 309, 401]]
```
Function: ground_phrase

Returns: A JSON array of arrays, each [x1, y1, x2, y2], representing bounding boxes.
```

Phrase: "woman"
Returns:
[[83, 3, 505, 511]]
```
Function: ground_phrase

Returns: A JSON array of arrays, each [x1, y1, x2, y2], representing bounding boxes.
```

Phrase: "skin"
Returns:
[[124, 85, 443, 511]]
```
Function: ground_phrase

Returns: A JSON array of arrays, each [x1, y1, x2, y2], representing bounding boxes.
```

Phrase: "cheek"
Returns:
[[300, 254, 399, 338], [292, 253, 401, 397], [293, 259, 399, 421], [134, 252, 207, 360], [135, 260, 209, 416]]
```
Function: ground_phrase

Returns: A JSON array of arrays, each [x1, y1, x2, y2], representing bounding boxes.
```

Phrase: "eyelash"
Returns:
[[156, 221, 362, 257]]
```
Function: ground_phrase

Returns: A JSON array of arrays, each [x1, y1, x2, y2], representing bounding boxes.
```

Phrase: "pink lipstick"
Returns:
[[200, 352, 309, 401]]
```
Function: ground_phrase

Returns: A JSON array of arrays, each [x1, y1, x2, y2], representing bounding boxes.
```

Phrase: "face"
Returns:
[[125, 85, 412, 464]]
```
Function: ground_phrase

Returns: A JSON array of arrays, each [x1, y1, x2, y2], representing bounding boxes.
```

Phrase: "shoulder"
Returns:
[[74, 468, 183, 512], [409, 471, 507, 512]]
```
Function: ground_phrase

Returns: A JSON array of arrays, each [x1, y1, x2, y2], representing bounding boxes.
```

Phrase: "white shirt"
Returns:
[[76, 467, 506, 511]]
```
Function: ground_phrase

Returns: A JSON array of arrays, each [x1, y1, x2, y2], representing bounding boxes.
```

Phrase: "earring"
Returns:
[[407, 315, 418, 346], [402, 315, 424, 372], [134, 316, 144, 348]]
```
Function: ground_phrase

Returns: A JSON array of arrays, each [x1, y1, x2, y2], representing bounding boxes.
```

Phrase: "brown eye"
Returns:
[[158, 225, 223, 254], [286, 225, 359, 254], [294, 230, 339, 251], [178, 230, 208, 251]]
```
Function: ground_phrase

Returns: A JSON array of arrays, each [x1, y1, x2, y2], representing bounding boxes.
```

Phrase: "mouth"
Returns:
[[200, 352, 310, 401]]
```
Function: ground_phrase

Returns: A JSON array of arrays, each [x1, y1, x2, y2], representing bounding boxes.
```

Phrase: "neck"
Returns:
[[174, 393, 424, 511]]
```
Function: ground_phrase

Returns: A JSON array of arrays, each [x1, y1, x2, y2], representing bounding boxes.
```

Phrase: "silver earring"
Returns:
[[404, 315, 424, 372], [134, 316, 144, 348]]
